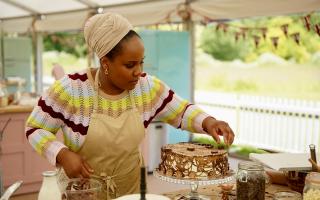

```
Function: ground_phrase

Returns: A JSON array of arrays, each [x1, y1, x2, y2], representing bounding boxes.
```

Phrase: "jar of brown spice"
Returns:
[[236, 161, 268, 200]]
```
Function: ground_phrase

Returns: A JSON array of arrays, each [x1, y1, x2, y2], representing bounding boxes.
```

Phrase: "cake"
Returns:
[[157, 143, 229, 179]]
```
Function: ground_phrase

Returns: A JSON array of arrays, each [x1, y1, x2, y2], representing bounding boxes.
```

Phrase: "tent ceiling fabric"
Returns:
[[0, 0, 320, 33]]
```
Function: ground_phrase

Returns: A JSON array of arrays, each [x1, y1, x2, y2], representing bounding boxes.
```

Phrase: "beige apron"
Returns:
[[58, 68, 145, 199]]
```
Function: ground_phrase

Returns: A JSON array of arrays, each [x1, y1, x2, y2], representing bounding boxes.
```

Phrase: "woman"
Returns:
[[25, 12, 234, 199]]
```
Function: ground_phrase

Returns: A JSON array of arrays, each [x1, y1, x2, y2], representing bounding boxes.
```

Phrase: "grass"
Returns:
[[195, 50, 320, 101]]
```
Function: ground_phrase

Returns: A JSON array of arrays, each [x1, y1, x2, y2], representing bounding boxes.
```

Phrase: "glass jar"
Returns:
[[274, 191, 302, 200], [0, 82, 8, 107], [303, 172, 320, 200], [38, 171, 61, 200], [236, 161, 267, 200], [63, 178, 102, 200]]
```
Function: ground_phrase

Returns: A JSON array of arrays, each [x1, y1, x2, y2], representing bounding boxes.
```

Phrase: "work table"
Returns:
[[0, 105, 34, 114], [163, 183, 294, 199]]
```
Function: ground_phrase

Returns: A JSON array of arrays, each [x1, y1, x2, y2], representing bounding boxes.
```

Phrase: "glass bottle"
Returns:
[[236, 161, 267, 200], [303, 172, 320, 200], [38, 170, 61, 200]]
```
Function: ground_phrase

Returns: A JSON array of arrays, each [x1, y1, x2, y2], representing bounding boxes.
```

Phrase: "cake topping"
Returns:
[[187, 147, 195, 151]]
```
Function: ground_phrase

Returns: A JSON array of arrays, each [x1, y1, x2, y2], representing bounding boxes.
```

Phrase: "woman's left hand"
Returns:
[[202, 117, 235, 146]]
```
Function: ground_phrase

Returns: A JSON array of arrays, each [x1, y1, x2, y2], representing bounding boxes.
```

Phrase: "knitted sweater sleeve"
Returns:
[[25, 76, 72, 166], [146, 75, 210, 133]]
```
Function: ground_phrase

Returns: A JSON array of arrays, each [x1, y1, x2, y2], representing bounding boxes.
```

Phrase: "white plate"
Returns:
[[115, 194, 170, 200]]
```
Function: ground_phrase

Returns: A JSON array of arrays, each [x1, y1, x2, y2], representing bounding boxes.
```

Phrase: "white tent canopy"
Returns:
[[1, 0, 320, 33], [1, 0, 320, 95]]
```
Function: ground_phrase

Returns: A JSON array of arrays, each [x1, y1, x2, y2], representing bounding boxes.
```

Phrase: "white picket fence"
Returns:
[[195, 91, 320, 153]]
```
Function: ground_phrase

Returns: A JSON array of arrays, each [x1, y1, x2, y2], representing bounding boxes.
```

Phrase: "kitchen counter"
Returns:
[[0, 104, 54, 195], [0, 105, 34, 114]]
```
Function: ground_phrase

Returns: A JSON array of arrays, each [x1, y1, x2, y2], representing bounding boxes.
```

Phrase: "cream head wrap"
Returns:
[[84, 13, 133, 59]]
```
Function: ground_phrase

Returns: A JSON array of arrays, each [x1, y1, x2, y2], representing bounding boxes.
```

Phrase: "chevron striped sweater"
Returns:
[[25, 69, 210, 166]]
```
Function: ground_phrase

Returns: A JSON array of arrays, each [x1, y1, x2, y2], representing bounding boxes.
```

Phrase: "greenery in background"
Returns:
[[192, 136, 268, 159], [43, 51, 87, 76], [195, 51, 320, 100], [196, 12, 320, 100], [43, 32, 86, 58], [200, 13, 320, 63], [41, 13, 320, 100], [200, 27, 251, 61], [42, 32, 87, 77]]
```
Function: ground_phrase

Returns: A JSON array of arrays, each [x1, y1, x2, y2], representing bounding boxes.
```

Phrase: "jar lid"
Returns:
[[42, 170, 57, 177], [238, 161, 264, 171], [305, 172, 320, 184]]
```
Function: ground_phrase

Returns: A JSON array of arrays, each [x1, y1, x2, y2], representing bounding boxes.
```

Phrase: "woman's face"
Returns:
[[102, 35, 145, 92]]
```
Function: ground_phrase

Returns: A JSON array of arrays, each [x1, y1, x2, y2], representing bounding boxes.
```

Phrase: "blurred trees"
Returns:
[[199, 13, 320, 63], [43, 32, 87, 58]]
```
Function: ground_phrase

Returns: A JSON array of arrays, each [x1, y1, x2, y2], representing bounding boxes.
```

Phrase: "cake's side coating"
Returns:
[[157, 143, 229, 179]]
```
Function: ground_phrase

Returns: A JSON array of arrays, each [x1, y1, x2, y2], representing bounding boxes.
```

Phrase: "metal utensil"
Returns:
[[309, 144, 317, 172], [309, 158, 320, 172], [0, 180, 23, 200]]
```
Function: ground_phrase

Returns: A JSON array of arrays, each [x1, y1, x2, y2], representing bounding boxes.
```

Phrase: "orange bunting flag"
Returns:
[[271, 37, 279, 48], [315, 24, 320, 36], [260, 27, 268, 40], [303, 15, 311, 31], [240, 27, 248, 39], [281, 24, 289, 37], [200, 17, 211, 26], [222, 24, 228, 33], [216, 23, 224, 31], [253, 35, 261, 48], [290, 32, 300, 45], [234, 32, 241, 42]]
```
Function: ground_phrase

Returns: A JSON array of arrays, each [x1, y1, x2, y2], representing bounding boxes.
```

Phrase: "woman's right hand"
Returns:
[[56, 148, 94, 178]]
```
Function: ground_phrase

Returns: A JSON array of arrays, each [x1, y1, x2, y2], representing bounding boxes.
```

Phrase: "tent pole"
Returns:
[[36, 33, 43, 94], [0, 25, 3, 79], [187, 20, 195, 104], [181, 0, 196, 103], [31, 16, 43, 94], [182, 0, 196, 142], [187, 21, 196, 142]]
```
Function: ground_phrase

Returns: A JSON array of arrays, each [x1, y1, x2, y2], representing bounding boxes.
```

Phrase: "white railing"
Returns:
[[195, 91, 320, 153]]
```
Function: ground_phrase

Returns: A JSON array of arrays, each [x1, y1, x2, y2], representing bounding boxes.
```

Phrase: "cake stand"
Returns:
[[153, 170, 235, 200]]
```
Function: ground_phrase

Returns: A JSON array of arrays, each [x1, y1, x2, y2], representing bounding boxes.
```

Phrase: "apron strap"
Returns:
[[95, 173, 118, 198]]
